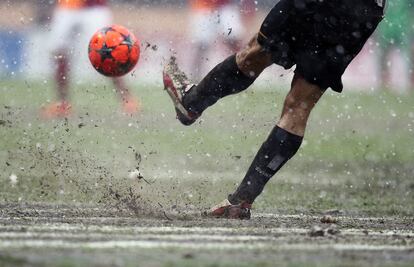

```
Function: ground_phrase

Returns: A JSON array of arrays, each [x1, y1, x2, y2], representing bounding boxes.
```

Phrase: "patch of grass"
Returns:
[[0, 79, 413, 215]]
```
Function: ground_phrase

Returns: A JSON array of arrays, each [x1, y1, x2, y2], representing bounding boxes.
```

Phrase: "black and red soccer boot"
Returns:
[[207, 199, 252, 220], [163, 56, 200, 126]]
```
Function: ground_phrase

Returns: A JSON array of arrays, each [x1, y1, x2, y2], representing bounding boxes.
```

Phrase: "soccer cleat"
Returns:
[[163, 56, 199, 125], [40, 101, 72, 119], [207, 199, 252, 220]]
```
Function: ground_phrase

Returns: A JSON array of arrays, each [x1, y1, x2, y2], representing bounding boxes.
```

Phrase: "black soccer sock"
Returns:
[[183, 55, 256, 115], [228, 126, 303, 204]]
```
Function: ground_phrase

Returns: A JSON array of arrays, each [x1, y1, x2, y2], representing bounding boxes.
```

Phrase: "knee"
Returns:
[[235, 36, 257, 70], [236, 34, 272, 77]]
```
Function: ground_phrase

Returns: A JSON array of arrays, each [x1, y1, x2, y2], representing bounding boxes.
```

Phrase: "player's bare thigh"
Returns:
[[236, 34, 273, 78]]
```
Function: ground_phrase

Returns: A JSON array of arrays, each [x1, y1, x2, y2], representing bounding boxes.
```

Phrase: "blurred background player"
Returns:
[[377, 0, 414, 91], [188, 0, 255, 80], [41, 0, 140, 119]]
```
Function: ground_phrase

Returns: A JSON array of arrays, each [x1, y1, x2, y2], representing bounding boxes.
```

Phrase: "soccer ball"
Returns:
[[88, 25, 140, 77]]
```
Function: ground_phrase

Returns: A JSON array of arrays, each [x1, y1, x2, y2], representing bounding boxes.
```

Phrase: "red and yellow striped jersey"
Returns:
[[189, 0, 231, 10], [58, 0, 107, 9]]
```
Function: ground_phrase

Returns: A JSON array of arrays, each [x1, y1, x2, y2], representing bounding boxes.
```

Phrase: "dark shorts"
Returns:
[[257, 0, 385, 92]]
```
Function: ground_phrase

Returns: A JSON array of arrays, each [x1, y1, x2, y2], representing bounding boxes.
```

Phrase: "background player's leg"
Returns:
[[229, 74, 324, 204], [40, 8, 74, 118], [183, 35, 272, 115], [40, 50, 72, 119], [112, 78, 140, 114], [82, 6, 138, 114], [192, 43, 209, 80], [112, 78, 131, 102], [55, 50, 70, 102], [219, 3, 243, 55], [189, 9, 215, 80]]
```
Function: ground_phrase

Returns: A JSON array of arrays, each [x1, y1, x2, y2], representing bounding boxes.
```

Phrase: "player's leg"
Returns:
[[163, 34, 272, 125], [112, 78, 140, 114], [163, 0, 298, 125], [208, 0, 385, 219], [50, 7, 73, 104], [41, 50, 72, 119], [210, 74, 324, 219], [55, 49, 70, 103], [84, 6, 140, 114], [230, 74, 323, 203], [192, 43, 209, 80], [277, 75, 323, 136], [189, 9, 217, 80], [41, 8, 75, 119], [184, 35, 272, 112]]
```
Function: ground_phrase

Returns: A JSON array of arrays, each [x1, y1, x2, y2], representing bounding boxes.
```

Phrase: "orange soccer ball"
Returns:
[[88, 25, 140, 77]]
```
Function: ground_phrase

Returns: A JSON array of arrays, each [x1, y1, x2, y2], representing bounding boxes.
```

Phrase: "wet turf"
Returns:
[[0, 80, 413, 266]]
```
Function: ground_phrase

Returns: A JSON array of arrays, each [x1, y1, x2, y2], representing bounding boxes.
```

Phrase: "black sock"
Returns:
[[183, 55, 256, 115], [228, 126, 303, 204]]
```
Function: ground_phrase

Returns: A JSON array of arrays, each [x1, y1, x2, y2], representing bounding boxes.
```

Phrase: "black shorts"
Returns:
[[257, 0, 385, 92]]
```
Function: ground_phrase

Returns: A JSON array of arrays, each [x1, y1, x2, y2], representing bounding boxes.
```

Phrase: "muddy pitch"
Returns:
[[0, 203, 413, 267]]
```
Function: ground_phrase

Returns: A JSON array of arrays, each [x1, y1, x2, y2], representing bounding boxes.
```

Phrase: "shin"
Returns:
[[229, 74, 324, 204]]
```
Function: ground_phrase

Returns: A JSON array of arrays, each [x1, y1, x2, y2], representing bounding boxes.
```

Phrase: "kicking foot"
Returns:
[[206, 199, 252, 220], [40, 101, 72, 119], [163, 56, 199, 125]]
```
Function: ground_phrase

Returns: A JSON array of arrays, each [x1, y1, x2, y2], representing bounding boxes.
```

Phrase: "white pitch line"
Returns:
[[0, 239, 413, 252], [0, 232, 274, 242], [254, 213, 414, 222], [0, 224, 413, 238], [0, 224, 299, 234]]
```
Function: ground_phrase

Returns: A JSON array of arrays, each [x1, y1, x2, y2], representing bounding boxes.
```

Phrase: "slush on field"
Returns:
[[1, 80, 413, 267], [1, 0, 414, 267]]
